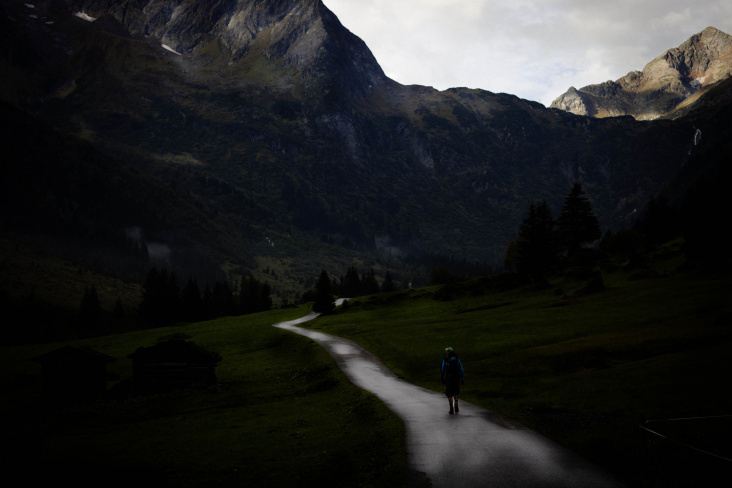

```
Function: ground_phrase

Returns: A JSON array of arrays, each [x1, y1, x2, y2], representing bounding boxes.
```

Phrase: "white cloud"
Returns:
[[323, 0, 732, 106]]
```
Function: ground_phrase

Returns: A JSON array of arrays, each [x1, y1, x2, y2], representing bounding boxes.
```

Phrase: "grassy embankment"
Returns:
[[0, 306, 406, 488], [308, 242, 732, 487]]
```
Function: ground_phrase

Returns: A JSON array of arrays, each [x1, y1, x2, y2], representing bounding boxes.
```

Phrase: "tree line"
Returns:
[[503, 182, 602, 282], [502, 175, 724, 284], [305, 195, 599, 313], [139, 179, 715, 328], [304, 267, 398, 313], [137, 268, 272, 327]]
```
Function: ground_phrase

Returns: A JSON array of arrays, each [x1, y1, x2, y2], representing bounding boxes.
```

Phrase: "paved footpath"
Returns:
[[274, 312, 627, 487]]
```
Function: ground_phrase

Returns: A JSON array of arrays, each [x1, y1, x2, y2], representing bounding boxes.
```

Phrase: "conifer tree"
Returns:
[[138, 268, 181, 327], [430, 265, 457, 285], [79, 285, 102, 337], [313, 269, 334, 313], [239, 276, 272, 314], [557, 182, 601, 255], [361, 269, 380, 295], [515, 200, 558, 280], [341, 266, 361, 297], [138, 268, 163, 327], [181, 277, 204, 322], [210, 281, 235, 317], [202, 284, 214, 319], [162, 269, 182, 322], [503, 239, 520, 273], [381, 271, 395, 292]]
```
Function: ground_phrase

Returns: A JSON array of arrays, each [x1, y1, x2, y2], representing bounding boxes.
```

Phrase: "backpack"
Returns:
[[445, 354, 461, 382]]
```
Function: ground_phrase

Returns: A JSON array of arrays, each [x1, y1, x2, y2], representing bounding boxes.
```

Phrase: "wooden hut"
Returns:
[[127, 340, 222, 393], [32, 346, 116, 398]]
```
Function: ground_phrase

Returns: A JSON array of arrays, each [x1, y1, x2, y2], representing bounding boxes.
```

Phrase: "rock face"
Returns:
[[550, 27, 732, 120], [64, 0, 389, 96]]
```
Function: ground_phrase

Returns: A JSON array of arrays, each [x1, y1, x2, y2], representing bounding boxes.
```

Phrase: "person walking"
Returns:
[[441, 347, 465, 414]]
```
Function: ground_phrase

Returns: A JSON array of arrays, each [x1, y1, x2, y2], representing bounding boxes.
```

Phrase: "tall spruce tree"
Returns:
[[138, 267, 181, 327], [239, 276, 272, 314], [313, 269, 335, 313], [361, 269, 380, 295], [181, 277, 204, 322], [381, 271, 395, 292], [210, 281, 235, 317], [515, 200, 558, 280], [341, 266, 361, 297], [557, 182, 601, 255], [78, 285, 102, 337]]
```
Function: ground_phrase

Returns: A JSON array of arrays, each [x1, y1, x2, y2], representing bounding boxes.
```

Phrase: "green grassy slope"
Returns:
[[309, 243, 732, 486], [0, 306, 406, 488], [3, 238, 731, 487]]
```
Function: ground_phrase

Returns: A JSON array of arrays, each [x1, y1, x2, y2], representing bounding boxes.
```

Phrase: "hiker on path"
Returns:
[[441, 347, 465, 414]]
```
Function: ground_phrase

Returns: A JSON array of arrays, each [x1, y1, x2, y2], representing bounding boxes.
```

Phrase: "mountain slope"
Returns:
[[2, 0, 729, 314], [63, 0, 390, 94], [550, 27, 732, 120]]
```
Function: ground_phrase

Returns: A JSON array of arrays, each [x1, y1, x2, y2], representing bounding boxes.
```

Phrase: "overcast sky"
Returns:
[[322, 0, 732, 106]]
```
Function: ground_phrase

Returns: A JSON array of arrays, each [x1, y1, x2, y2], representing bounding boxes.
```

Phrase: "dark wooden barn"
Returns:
[[32, 346, 116, 398], [127, 340, 222, 393]]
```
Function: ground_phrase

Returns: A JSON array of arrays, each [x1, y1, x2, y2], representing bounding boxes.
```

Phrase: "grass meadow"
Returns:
[[2, 241, 730, 487], [1, 306, 406, 487], [308, 244, 732, 486]]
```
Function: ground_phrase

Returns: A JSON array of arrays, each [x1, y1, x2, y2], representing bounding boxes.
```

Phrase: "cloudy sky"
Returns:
[[322, 0, 732, 106]]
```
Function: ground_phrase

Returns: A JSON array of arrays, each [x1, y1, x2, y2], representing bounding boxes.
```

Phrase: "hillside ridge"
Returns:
[[2, 0, 731, 323]]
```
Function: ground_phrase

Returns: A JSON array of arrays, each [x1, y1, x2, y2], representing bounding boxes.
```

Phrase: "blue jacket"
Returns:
[[441, 353, 464, 383]]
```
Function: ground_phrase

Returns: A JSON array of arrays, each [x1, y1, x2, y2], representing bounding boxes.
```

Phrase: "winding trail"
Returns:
[[274, 310, 626, 487]]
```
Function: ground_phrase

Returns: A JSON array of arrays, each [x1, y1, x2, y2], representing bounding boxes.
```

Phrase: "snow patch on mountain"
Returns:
[[74, 12, 96, 22], [161, 44, 181, 55]]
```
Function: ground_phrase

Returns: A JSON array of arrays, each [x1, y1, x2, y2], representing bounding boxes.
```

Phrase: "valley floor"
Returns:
[[275, 313, 625, 488]]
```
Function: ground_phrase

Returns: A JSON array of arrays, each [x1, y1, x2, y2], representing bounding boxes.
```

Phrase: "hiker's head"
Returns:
[[445, 347, 454, 356]]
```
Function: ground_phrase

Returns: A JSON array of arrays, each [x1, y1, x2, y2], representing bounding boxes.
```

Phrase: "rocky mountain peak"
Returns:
[[66, 0, 323, 56], [550, 26, 732, 120], [63, 0, 388, 95]]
